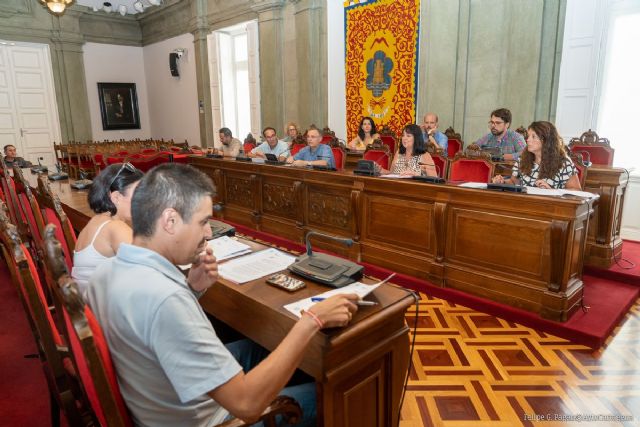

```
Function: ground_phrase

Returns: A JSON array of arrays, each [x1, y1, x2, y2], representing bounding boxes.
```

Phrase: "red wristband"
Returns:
[[303, 310, 324, 329]]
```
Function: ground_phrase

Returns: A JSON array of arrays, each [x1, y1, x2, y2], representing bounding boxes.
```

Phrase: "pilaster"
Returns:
[[190, 0, 213, 147], [251, 0, 286, 131]]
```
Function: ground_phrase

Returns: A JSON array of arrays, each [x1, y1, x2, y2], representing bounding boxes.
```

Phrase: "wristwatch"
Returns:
[[306, 161, 311, 167]]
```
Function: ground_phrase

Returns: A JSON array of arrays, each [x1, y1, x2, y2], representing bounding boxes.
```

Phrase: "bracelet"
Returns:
[[303, 309, 324, 329]]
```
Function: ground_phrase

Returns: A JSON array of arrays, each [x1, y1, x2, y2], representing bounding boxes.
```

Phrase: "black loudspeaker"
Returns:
[[169, 52, 179, 77]]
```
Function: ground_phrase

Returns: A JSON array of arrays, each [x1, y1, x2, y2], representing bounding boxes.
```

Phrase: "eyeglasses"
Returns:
[[488, 120, 505, 127], [108, 162, 137, 189]]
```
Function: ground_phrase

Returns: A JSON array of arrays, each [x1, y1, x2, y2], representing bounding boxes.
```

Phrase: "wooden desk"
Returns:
[[23, 171, 413, 427], [190, 157, 592, 322]]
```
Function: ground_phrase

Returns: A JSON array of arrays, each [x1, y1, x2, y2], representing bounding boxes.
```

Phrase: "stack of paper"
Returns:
[[209, 236, 252, 261], [218, 248, 296, 284], [525, 187, 599, 199]]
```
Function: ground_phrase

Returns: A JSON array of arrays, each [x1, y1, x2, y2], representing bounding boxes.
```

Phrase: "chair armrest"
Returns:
[[215, 396, 302, 427]]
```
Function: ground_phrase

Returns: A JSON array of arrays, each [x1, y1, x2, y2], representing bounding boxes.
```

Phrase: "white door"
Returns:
[[0, 41, 60, 166]]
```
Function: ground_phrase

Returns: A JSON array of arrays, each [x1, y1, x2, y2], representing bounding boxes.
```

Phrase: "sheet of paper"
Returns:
[[283, 280, 383, 319], [458, 182, 488, 189], [381, 174, 413, 179], [525, 187, 599, 199], [218, 248, 296, 284], [178, 236, 252, 269]]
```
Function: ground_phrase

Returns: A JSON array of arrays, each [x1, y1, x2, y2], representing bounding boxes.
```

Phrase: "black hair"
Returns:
[[88, 163, 144, 215], [491, 108, 512, 125], [131, 163, 216, 238], [357, 117, 377, 141], [398, 124, 427, 156], [262, 127, 277, 138], [219, 127, 232, 137]]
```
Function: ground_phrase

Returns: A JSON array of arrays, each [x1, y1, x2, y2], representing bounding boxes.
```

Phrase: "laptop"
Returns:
[[264, 153, 286, 165]]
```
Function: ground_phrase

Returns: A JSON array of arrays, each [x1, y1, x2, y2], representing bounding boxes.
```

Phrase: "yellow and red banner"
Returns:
[[345, 0, 421, 141]]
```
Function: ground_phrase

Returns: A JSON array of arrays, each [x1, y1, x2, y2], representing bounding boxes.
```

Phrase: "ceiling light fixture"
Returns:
[[40, 0, 74, 15], [147, 0, 161, 6], [133, 1, 144, 13], [102, 1, 112, 12]]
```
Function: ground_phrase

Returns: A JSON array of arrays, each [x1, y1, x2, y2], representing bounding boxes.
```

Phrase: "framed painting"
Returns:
[[97, 82, 141, 130]]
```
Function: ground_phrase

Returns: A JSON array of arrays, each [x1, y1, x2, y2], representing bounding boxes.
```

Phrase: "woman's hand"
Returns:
[[400, 170, 418, 177], [492, 174, 505, 184], [535, 179, 551, 189]]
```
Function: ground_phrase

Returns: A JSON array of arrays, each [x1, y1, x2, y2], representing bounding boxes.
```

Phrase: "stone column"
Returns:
[[252, 0, 286, 131], [190, 0, 213, 147], [293, 0, 326, 129]]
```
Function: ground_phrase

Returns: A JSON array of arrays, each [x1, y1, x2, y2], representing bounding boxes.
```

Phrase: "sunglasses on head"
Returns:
[[108, 162, 138, 189]]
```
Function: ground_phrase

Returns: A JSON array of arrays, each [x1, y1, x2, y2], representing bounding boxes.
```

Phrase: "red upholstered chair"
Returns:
[[129, 152, 172, 172], [12, 167, 46, 249], [331, 146, 346, 171], [431, 154, 448, 179], [243, 142, 256, 154], [35, 175, 76, 272], [568, 151, 589, 189], [447, 139, 462, 158], [448, 151, 495, 183], [0, 211, 89, 426], [363, 144, 392, 170], [568, 129, 614, 166], [290, 143, 306, 157], [0, 158, 23, 229], [378, 125, 397, 154]]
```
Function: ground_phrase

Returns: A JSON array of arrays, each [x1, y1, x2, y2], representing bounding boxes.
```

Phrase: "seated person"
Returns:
[[215, 127, 242, 157], [286, 127, 336, 169], [248, 127, 290, 160], [492, 121, 581, 190], [86, 163, 358, 426], [72, 162, 143, 299], [348, 117, 380, 150], [420, 113, 448, 157], [474, 108, 526, 160], [3, 144, 33, 168], [377, 124, 438, 177], [283, 122, 299, 144]]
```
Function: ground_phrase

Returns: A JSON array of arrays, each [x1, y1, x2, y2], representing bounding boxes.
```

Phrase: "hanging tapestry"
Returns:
[[344, 0, 421, 141]]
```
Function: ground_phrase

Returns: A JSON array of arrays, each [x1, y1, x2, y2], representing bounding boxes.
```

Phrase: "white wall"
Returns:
[[143, 33, 200, 146], [326, 0, 346, 141], [83, 42, 151, 141]]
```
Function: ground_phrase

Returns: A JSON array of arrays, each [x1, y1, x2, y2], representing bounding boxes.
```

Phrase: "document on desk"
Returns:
[[458, 182, 488, 189], [283, 281, 383, 318], [218, 248, 296, 284], [381, 174, 413, 179], [525, 187, 599, 199], [178, 236, 252, 269]]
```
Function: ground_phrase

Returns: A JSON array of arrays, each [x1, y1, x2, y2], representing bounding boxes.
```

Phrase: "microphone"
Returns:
[[305, 231, 353, 257], [419, 162, 441, 178]]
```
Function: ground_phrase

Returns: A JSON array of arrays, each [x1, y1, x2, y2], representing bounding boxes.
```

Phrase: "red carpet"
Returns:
[[584, 239, 640, 286], [0, 260, 52, 426], [228, 222, 639, 349]]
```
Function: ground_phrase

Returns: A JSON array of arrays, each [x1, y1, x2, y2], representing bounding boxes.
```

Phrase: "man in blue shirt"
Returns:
[[248, 127, 290, 160], [287, 127, 336, 169], [420, 113, 448, 157]]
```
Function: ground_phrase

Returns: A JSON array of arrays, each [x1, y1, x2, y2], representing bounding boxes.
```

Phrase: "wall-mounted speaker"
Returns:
[[169, 52, 179, 77]]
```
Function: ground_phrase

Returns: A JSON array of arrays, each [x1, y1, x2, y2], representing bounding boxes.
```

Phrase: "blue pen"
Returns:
[[311, 297, 325, 302]]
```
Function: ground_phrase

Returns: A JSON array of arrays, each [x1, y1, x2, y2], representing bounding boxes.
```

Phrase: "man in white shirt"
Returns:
[[86, 163, 358, 426], [249, 127, 290, 160]]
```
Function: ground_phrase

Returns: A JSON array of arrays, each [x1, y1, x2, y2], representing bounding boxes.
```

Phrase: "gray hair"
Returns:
[[131, 163, 216, 237]]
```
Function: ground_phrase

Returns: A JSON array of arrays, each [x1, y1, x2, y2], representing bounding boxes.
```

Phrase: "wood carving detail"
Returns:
[[309, 192, 350, 230], [263, 183, 297, 218], [226, 176, 253, 209]]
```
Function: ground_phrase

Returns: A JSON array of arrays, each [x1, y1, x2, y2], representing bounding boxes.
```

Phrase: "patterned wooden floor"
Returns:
[[400, 293, 640, 427]]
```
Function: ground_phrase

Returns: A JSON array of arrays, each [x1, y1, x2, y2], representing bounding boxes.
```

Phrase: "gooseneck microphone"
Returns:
[[305, 230, 353, 256], [418, 162, 441, 178]]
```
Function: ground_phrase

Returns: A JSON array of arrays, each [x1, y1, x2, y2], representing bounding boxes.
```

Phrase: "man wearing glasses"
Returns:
[[474, 108, 525, 160]]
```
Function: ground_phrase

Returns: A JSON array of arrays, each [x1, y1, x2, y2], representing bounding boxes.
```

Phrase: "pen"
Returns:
[[310, 297, 378, 306]]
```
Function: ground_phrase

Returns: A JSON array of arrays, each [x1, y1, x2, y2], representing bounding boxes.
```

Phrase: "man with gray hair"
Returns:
[[216, 127, 242, 157], [86, 163, 358, 426]]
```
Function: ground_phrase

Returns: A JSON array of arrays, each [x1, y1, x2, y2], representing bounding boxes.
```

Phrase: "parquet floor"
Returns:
[[400, 293, 640, 427]]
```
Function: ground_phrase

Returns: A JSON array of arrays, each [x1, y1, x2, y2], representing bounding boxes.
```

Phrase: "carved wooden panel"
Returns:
[[225, 176, 253, 209], [262, 182, 298, 219], [308, 189, 351, 231], [447, 208, 550, 281]]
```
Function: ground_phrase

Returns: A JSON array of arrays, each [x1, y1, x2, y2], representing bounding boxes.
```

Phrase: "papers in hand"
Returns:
[[178, 236, 252, 269], [283, 276, 388, 319], [218, 248, 296, 284]]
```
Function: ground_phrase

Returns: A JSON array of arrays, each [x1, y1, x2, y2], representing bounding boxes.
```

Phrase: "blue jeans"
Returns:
[[225, 339, 316, 427]]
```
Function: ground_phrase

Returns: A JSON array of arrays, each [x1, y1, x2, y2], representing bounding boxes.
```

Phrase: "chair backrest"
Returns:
[[568, 151, 589, 189], [12, 166, 46, 246], [331, 146, 346, 171], [378, 125, 397, 154], [568, 129, 614, 166], [243, 142, 256, 154], [128, 152, 172, 172], [0, 156, 22, 225], [290, 143, 306, 157], [363, 145, 392, 170], [447, 139, 462, 158], [431, 154, 448, 178], [35, 175, 76, 272], [448, 152, 495, 183]]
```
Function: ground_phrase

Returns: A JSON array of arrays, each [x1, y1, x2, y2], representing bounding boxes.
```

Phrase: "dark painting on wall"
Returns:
[[98, 82, 141, 130]]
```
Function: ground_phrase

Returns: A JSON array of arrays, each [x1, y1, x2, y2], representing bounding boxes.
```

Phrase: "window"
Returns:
[[597, 3, 640, 170], [209, 21, 260, 144]]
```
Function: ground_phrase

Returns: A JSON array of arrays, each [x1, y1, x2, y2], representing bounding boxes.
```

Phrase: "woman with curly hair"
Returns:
[[492, 121, 581, 190]]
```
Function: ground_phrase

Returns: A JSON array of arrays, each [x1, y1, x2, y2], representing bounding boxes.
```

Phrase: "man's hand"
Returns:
[[492, 174, 505, 184], [309, 294, 359, 328], [292, 160, 308, 167], [187, 247, 218, 292]]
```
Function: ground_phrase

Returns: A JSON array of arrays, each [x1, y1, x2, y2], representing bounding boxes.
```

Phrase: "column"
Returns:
[[190, 0, 213, 147]]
